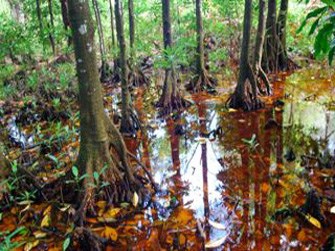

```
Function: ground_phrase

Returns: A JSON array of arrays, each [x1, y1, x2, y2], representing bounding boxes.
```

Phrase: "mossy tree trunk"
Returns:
[[157, 0, 188, 115], [252, 0, 271, 95], [227, 0, 264, 111], [115, 0, 139, 134], [186, 0, 217, 93], [0, 150, 10, 200], [68, 0, 146, 228]]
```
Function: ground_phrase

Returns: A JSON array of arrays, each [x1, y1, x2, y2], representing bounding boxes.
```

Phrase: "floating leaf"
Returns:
[[208, 219, 226, 230], [330, 206, 335, 214], [205, 234, 228, 249], [132, 192, 139, 207], [101, 226, 118, 241], [304, 213, 321, 229]]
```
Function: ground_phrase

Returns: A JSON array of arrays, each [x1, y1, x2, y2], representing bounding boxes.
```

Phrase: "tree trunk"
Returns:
[[157, 0, 188, 115], [227, 0, 264, 111], [109, 0, 116, 48], [185, 0, 217, 93], [47, 0, 56, 55], [252, 0, 271, 95], [128, 0, 135, 50], [36, 0, 43, 38], [68, 0, 146, 229], [277, 0, 289, 71], [60, 0, 72, 45], [115, 0, 138, 134], [263, 0, 278, 72]]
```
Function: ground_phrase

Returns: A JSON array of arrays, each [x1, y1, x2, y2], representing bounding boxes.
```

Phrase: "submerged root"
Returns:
[[185, 71, 217, 94]]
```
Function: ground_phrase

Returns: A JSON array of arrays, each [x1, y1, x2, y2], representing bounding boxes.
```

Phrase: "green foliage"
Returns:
[[0, 227, 27, 250], [298, 1, 335, 64]]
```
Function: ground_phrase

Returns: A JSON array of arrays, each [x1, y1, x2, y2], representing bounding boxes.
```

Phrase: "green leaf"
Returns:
[[93, 171, 99, 181], [308, 17, 321, 36], [297, 6, 327, 33], [71, 166, 79, 177], [63, 237, 71, 251]]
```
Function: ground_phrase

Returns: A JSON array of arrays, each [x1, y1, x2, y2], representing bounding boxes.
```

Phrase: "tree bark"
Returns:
[[36, 0, 43, 37], [92, 0, 106, 65], [60, 0, 72, 45], [68, 0, 145, 229], [227, 0, 264, 111], [253, 0, 271, 95], [277, 0, 289, 70], [157, 0, 188, 115], [115, 0, 138, 134], [109, 0, 116, 48], [263, 0, 278, 72], [47, 0, 56, 55], [128, 0, 135, 50], [186, 0, 217, 93]]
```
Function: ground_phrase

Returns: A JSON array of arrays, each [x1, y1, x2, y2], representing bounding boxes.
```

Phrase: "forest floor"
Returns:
[[0, 64, 335, 250]]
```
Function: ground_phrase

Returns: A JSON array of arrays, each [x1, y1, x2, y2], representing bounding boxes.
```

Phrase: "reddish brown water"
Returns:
[[129, 68, 335, 250]]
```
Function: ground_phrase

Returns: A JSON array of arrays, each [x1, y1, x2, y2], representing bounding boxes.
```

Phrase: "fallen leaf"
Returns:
[[33, 230, 47, 238], [208, 219, 226, 230], [24, 240, 39, 251], [304, 213, 321, 229], [103, 208, 121, 218], [330, 206, 335, 214], [96, 201, 107, 209], [101, 226, 118, 241], [132, 192, 139, 207], [41, 214, 51, 227], [205, 234, 228, 249]]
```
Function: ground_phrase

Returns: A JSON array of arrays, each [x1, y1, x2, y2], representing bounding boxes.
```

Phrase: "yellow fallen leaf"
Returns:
[[132, 192, 139, 207], [101, 226, 118, 241], [96, 201, 107, 209], [330, 206, 335, 214], [228, 108, 237, 112], [41, 214, 51, 227], [33, 230, 47, 238], [304, 213, 321, 229], [103, 208, 121, 218], [24, 240, 39, 251], [43, 205, 52, 216]]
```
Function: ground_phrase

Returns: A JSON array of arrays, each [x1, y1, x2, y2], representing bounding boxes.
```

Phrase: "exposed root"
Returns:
[[227, 75, 264, 112], [185, 71, 217, 93], [156, 69, 192, 116]]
